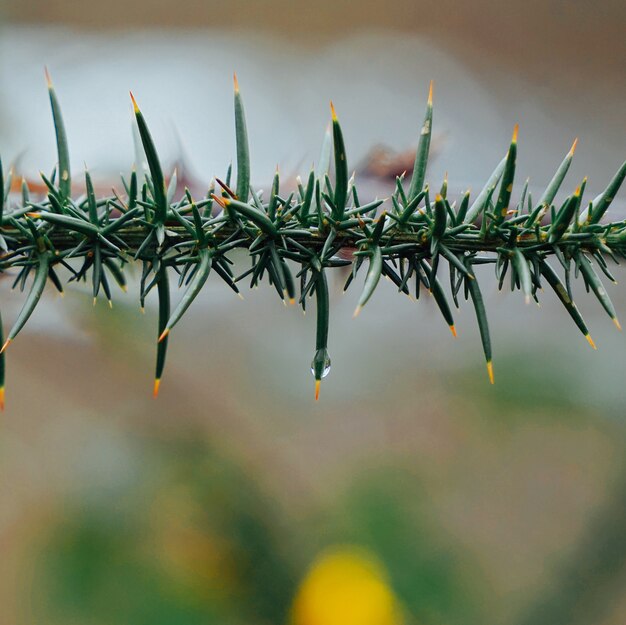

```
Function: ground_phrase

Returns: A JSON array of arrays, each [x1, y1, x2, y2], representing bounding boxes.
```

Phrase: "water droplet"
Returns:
[[321, 358, 331, 378], [311, 349, 331, 379]]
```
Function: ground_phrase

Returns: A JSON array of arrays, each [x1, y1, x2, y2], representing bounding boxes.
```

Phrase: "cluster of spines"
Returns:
[[0, 71, 625, 409]]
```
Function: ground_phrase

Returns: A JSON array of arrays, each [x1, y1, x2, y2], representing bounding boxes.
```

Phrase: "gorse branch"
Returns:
[[0, 72, 625, 409]]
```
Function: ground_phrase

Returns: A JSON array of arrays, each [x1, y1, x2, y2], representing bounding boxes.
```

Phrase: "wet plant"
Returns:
[[0, 72, 625, 408]]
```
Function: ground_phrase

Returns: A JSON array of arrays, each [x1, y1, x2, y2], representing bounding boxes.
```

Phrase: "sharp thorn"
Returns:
[[130, 91, 140, 114], [330, 101, 338, 122]]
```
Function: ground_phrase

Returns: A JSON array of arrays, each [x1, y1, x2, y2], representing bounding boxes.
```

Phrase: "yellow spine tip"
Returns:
[[0, 338, 11, 354], [121, 285, 128, 293], [0, 387, 4, 411], [512, 124, 519, 143], [330, 101, 338, 122], [487, 361, 494, 384], [158, 329, 169, 343], [93, 298, 97, 306], [586, 334, 597, 350], [449, 325, 457, 338], [211, 193, 228, 208], [140, 307, 145, 314], [108, 300, 113, 309], [315, 379, 321, 401], [428, 79, 434, 106], [353, 305, 362, 319], [435, 194, 443, 202], [289, 298, 296, 305], [26, 212, 41, 218], [574, 185, 582, 197], [233, 72, 239, 93], [44, 66, 53, 89], [237, 293, 244, 300], [613, 318, 622, 331], [129, 91, 140, 114], [153, 378, 161, 398], [570, 137, 579, 156]]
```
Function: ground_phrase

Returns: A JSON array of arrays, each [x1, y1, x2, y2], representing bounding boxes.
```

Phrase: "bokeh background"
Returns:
[[1, 1, 626, 624]]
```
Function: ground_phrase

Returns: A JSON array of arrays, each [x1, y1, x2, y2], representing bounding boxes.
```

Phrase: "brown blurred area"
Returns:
[[4, 0, 625, 86]]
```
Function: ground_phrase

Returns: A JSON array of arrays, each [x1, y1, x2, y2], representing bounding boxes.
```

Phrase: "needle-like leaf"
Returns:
[[407, 81, 433, 201], [45, 69, 71, 200], [330, 102, 348, 220], [234, 74, 250, 202], [130, 92, 166, 223]]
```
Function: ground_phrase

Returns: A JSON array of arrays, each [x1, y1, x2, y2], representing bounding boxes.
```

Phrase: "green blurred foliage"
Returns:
[[28, 433, 297, 625]]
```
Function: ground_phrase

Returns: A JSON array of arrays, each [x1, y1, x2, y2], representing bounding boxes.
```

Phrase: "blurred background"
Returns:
[[1, 1, 626, 624]]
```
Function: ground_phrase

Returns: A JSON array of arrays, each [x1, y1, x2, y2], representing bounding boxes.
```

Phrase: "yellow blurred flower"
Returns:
[[291, 546, 405, 625]]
